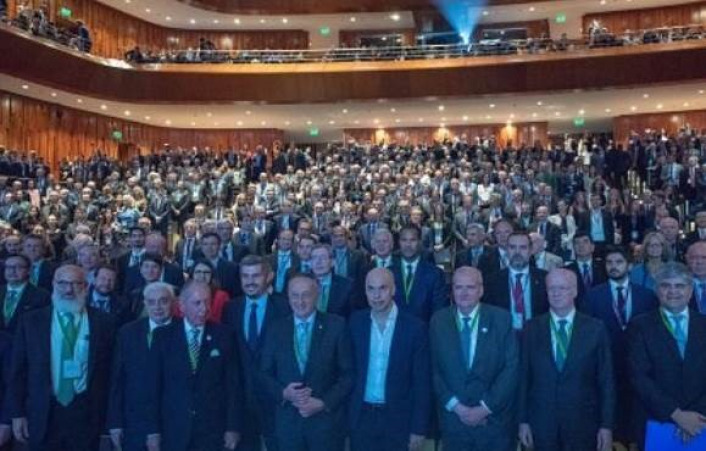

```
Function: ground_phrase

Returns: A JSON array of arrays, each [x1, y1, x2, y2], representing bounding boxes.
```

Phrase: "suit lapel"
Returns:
[[304, 315, 325, 378], [655, 312, 683, 362], [538, 315, 557, 373], [40, 308, 53, 389], [471, 305, 491, 373], [195, 324, 214, 377], [360, 315, 373, 385], [561, 314, 583, 374]]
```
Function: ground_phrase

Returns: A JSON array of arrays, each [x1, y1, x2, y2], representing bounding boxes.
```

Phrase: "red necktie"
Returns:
[[512, 274, 525, 318]]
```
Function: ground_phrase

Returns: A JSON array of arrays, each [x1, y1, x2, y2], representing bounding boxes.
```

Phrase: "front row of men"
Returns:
[[4, 257, 706, 451]]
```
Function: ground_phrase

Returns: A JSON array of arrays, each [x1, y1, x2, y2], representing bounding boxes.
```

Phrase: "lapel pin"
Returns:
[[210, 349, 220, 357], [206, 335, 212, 341], [481, 327, 488, 333]]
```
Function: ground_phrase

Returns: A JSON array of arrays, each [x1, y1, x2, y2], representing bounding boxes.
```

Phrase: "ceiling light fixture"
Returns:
[[438, 105, 445, 111], [350, 17, 357, 23], [390, 13, 401, 21], [21, 84, 28, 90], [189, 19, 196, 24], [282, 18, 288, 24], [124, 110, 131, 116], [100, 104, 107, 110], [50, 92, 57, 97], [76, 98, 83, 103], [165, 16, 171, 21], [234, 18, 241, 24], [145, 8, 151, 13]]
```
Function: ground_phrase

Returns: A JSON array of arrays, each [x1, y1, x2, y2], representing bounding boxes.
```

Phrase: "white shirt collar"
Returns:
[[550, 308, 576, 326], [662, 306, 689, 321], [370, 303, 399, 327], [509, 266, 529, 277], [183, 319, 204, 341], [609, 279, 629, 291], [456, 303, 480, 321], [150, 318, 171, 332]]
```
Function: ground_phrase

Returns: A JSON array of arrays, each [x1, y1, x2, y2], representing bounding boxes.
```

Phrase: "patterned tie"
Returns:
[[296, 322, 310, 373], [275, 254, 289, 292], [57, 312, 78, 406], [512, 274, 525, 319], [699, 283, 706, 314], [247, 303, 259, 352], [404, 264, 414, 303], [460, 316, 471, 369], [671, 314, 687, 358], [582, 263, 592, 289], [188, 328, 201, 372], [3, 290, 19, 323], [30, 263, 40, 286], [317, 281, 330, 312], [616, 287, 627, 326], [555, 319, 569, 371]]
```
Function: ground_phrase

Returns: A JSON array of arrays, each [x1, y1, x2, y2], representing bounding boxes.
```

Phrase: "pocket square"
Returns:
[[210, 349, 220, 358]]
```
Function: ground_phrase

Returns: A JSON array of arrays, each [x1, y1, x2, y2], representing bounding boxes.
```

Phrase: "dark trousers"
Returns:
[[275, 408, 343, 451], [442, 421, 515, 451], [237, 407, 277, 451], [33, 395, 98, 451], [350, 404, 408, 451]]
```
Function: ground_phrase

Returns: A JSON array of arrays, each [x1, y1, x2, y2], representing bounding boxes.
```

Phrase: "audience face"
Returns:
[[398, 229, 420, 260], [372, 232, 393, 257], [330, 227, 347, 249], [217, 222, 234, 242], [466, 226, 484, 248], [192, 262, 214, 285], [687, 242, 706, 279], [4, 236, 21, 255], [277, 231, 294, 252], [4, 255, 29, 285], [77, 246, 100, 270], [287, 276, 318, 320], [129, 229, 146, 249], [140, 260, 162, 283], [452, 268, 484, 315], [23, 238, 45, 262], [574, 236, 595, 260], [240, 263, 270, 298], [180, 283, 211, 327], [494, 222, 513, 248], [546, 269, 577, 314], [507, 234, 531, 270], [310, 248, 333, 277], [659, 217, 679, 243], [656, 275, 692, 314], [644, 234, 665, 260], [366, 269, 395, 314], [605, 252, 629, 281], [93, 268, 116, 295], [52, 265, 88, 312], [145, 235, 167, 257], [200, 236, 220, 260], [296, 238, 315, 261]]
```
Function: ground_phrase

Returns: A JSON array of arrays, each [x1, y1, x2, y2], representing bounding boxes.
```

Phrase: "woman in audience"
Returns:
[[179, 259, 229, 322], [629, 231, 668, 292]]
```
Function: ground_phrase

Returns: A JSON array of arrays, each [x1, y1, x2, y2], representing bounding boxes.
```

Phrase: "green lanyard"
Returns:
[[58, 312, 82, 359], [404, 265, 415, 301], [550, 317, 572, 357], [455, 309, 480, 334], [660, 309, 685, 337]]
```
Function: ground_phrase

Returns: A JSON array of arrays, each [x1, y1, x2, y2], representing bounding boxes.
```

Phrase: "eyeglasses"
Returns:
[[193, 270, 212, 275], [55, 280, 86, 290]]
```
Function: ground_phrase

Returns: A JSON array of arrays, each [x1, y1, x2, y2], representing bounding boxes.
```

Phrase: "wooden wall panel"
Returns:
[[339, 29, 416, 47], [0, 91, 284, 171], [473, 20, 551, 40], [613, 109, 706, 145], [343, 122, 548, 149], [583, 1, 706, 34], [10, 0, 309, 59]]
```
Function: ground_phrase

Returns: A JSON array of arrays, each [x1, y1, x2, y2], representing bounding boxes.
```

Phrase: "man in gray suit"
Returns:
[[430, 266, 519, 451]]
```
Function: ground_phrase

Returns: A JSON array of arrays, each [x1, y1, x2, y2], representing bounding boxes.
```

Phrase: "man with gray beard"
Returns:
[[7, 264, 115, 451]]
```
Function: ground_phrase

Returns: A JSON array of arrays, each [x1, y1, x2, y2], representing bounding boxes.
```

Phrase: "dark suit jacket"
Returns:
[[258, 313, 354, 445], [519, 312, 615, 449], [31, 260, 54, 292], [86, 287, 132, 327], [349, 309, 431, 437], [173, 237, 201, 271], [430, 305, 519, 444], [0, 330, 11, 424], [628, 309, 706, 421], [0, 283, 50, 334], [273, 214, 300, 235], [392, 259, 448, 322], [7, 307, 116, 449], [107, 318, 159, 451], [213, 258, 241, 298], [222, 294, 290, 433], [115, 250, 144, 291], [566, 260, 607, 308], [267, 252, 301, 294], [477, 246, 504, 276], [146, 320, 243, 451], [577, 210, 615, 245], [323, 274, 355, 318], [454, 245, 493, 270], [123, 261, 185, 295], [531, 221, 562, 255], [482, 268, 549, 320]]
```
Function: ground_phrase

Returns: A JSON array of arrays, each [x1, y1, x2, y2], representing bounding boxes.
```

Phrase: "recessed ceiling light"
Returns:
[[189, 19, 196, 24], [350, 17, 357, 22], [630, 106, 637, 111], [600, 0, 606, 4], [124, 110, 131, 116], [418, 118, 424, 122], [684, 102, 690, 107], [234, 18, 241, 24], [486, 115, 492, 119], [213, 19, 219, 24], [191, 121, 196, 126], [537, 101, 543, 106], [605, 108, 612, 113], [21, 84, 29, 90], [656, 104, 663, 110], [261, 121, 267, 126], [510, 113, 515, 119], [529, 6, 536, 12], [306, 120, 312, 125], [482, 10, 489, 16], [354, 120, 360, 124], [489, 104, 495, 108], [329, 120, 336, 125], [390, 108, 396, 113], [76, 98, 83, 103], [578, 109, 585, 115], [206, 112, 213, 117], [125, 0, 130, 3], [282, 18, 288, 24], [284, 121, 291, 126], [643, 93, 650, 99], [390, 13, 401, 21], [145, 8, 151, 13], [246, 110, 252, 115], [438, 105, 445, 111], [260, 19, 266, 24], [237, 121, 243, 126], [395, 118, 401, 123], [462, 115, 469, 121], [342, 109, 348, 114], [144, 116, 151, 120], [165, 16, 172, 21], [214, 122, 220, 126], [699, 90, 705, 95], [100, 104, 107, 110], [555, 112, 561, 116], [165, 119, 172, 125], [374, 119, 380, 124], [50, 92, 57, 97], [532, 112, 538, 118]]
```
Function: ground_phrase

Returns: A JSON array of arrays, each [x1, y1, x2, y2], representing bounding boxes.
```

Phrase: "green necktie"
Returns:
[[30, 263, 40, 286], [3, 290, 19, 323], [404, 264, 414, 302], [317, 282, 330, 312], [555, 319, 569, 371], [295, 322, 310, 373], [671, 314, 687, 358], [57, 312, 79, 406], [188, 328, 201, 372]]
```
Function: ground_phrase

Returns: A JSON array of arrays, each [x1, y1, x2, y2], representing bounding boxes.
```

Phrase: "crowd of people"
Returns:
[[0, 126, 704, 451], [2, 4, 92, 53]]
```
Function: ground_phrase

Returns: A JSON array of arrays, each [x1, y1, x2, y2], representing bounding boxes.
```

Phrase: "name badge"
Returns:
[[63, 360, 82, 379], [512, 313, 524, 330]]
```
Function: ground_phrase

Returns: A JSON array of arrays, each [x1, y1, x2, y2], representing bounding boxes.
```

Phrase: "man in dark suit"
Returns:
[[8, 265, 116, 451], [685, 210, 706, 247], [367, 229, 397, 271], [519, 268, 615, 451], [145, 281, 242, 451], [0, 255, 50, 335], [310, 244, 354, 318], [234, 216, 266, 257], [273, 200, 300, 235], [454, 223, 493, 270], [566, 233, 607, 308], [483, 232, 549, 331], [584, 247, 658, 445], [269, 229, 300, 295], [173, 219, 201, 273], [115, 227, 146, 292], [357, 208, 385, 254], [199, 232, 241, 298], [222, 255, 290, 451], [349, 268, 430, 451], [217, 219, 250, 265], [531, 205, 562, 255], [577, 194, 615, 256], [0, 330, 11, 448], [477, 219, 514, 276], [86, 265, 131, 327], [431, 267, 519, 451], [392, 226, 447, 322], [628, 262, 706, 447], [258, 273, 354, 451], [687, 241, 706, 314], [330, 225, 367, 299], [22, 235, 54, 292], [107, 282, 175, 451], [253, 207, 277, 251]]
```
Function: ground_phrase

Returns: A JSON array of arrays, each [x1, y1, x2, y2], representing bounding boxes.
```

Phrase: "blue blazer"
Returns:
[[348, 309, 431, 437], [107, 318, 157, 451], [146, 320, 243, 451], [0, 330, 11, 424], [392, 259, 448, 322]]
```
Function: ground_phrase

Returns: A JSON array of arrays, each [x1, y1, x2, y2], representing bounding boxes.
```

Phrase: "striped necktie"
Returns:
[[188, 328, 201, 372]]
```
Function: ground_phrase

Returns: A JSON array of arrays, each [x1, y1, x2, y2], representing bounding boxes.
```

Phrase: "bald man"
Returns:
[[8, 264, 116, 451], [430, 267, 519, 451], [519, 268, 615, 451], [348, 268, 431, 451]]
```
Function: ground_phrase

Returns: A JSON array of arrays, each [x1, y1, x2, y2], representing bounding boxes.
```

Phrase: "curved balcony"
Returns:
[[3, 23, 706, 104]]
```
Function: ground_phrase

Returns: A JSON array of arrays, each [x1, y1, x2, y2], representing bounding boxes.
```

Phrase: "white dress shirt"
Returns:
[[364, 304, 399, 404], [51, 308, 90, 397]]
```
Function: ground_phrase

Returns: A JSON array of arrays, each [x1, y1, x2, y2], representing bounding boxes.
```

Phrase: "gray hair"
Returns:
[[372, 227, 393, 242], [653, 262, 692, 286], [143, 281, 175, 300]]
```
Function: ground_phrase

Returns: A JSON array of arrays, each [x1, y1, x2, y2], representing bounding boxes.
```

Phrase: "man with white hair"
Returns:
[[529, 232, 564, 272], [8, 265, 116, 451]]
